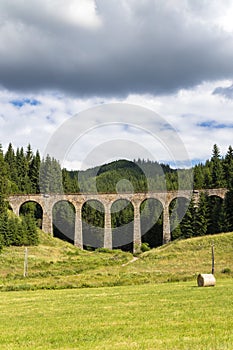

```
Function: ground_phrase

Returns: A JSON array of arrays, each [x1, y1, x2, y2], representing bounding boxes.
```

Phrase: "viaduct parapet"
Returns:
[[8, 188, 228, 252]]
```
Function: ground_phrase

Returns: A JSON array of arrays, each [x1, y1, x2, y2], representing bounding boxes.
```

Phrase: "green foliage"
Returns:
[[40, 155, 62, 193], [0, 213, 39, 247], [224, 190, 233, 231], [22, 214, 39, 245], [221, 267, 231, 274], [140, 242, 150, 252], [0, 144, 8, 214], [194, 193, 209, 236]]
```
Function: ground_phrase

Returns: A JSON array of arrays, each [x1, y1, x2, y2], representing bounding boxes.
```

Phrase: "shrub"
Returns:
[[141, 242, 150, 252], [221, 267, 231, 274], [95, 247, 114, 253]]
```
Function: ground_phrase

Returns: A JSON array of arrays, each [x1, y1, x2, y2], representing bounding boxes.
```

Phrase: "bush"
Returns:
[[141, 242, 150, 252], [221, 267, 231, 274], [95, 247, 114, 253]]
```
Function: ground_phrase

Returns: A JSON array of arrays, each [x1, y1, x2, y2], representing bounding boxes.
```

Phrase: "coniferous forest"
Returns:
[[1, 142, 233, 252]]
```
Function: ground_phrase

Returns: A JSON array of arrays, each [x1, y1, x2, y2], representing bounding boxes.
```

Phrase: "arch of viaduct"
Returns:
[[8, 188, 228, 252]]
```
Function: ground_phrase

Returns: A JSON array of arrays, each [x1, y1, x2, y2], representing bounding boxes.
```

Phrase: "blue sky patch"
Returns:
[[198, 120, 233, 129], [10, 98, 41, 108]]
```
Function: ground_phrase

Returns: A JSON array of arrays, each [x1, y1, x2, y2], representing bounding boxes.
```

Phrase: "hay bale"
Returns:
[[197, 274, 216, 287]]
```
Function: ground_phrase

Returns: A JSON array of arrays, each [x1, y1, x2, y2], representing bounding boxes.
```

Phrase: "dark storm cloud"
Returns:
[[0, 0, 233, 96]]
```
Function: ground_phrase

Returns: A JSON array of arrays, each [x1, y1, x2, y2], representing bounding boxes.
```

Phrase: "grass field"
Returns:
[[0, 280, 232, 349], [0, 233, 233, 348], [0, 231, 233, 291]]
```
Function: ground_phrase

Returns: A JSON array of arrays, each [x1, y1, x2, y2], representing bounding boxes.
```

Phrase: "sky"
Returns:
[[1, 0, 233, 170]]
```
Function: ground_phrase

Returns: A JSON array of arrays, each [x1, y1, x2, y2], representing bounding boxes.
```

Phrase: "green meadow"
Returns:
[[0, 232, 233, 349], [0, 280, 233, 349]]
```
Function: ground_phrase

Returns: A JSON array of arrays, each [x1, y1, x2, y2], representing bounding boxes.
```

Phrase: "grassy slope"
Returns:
[[0, 231, 233, 291]]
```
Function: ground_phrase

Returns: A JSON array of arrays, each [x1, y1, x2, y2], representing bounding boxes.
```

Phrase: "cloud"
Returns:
[[1, 1, 233, 169], [1, 79, 233, 168], [125, 80, 233, 162], [212, 84, 233, 99], [0, 1, 233, 96]]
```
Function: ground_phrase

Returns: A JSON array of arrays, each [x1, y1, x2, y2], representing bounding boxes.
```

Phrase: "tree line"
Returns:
[[0, 144, 38, 251], [1, 142, 232, 195]]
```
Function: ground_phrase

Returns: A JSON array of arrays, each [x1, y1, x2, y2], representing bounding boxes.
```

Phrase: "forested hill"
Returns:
[[65, 144, 233, 193], [1, 142, 233, 195], [69, 159, 176, 193]]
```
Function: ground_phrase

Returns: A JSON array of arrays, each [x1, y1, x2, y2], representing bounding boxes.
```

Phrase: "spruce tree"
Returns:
[[15, 147, 31, 193], [224, 145, 233, 190], [194, 193, 209, 236], [194, 164, 205, 189], [23, 214, 39, 245], [0, 144, 8, 214], [180, 198, 196, 238], [40, 155, 63, 193], [4, 143, 18, 187], [211, 144, 225, 188], [170, 210, 182, 240], [29, 151, 41, 193], [224, 191, 233, 232], [206, 196, 225, 235], [0, 212, 9, 246]]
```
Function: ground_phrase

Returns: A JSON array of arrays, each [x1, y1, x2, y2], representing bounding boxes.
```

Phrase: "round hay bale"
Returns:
[[197, 274, 216, 287]]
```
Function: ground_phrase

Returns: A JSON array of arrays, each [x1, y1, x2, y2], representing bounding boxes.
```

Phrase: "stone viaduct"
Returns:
[[8, 188, 228, 252]]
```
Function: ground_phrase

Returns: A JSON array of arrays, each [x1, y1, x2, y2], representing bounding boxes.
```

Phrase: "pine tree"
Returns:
[[194, 193, 209, 236], [4, 143, 18, 187], [180, 198, 196, 238], [0, 144, 8, 214], [224, 145, 233, 190], [194, 164, 205, 189], [15, 147, 31, 193], [224, 191, 233, 232], [23, 214, 39, 245], [0, 212, 9, 246], [207, 196, 225, 234], [170, 210, 182, 240], [211, 144, 225, 188], [40, 155, 63, 193], [29, 151, 41, 193]]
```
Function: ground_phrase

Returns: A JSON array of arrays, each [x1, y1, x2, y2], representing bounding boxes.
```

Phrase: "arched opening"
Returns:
[[169, 197, 190, 240], [207, 195, 225, 234], [140, 198, 163, 248], [82, 200, 105, 250], [19, 201, 43, 229], [111, 199, 134, 252], [52, 201, 75, 243]]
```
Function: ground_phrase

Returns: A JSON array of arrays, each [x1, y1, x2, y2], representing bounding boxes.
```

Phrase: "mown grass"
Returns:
[[0, 280, 232, 349], [0, 231, 233, 291]]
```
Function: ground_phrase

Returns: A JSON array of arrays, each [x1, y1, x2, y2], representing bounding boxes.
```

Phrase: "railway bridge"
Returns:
[[8, 188, 228, 251]]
